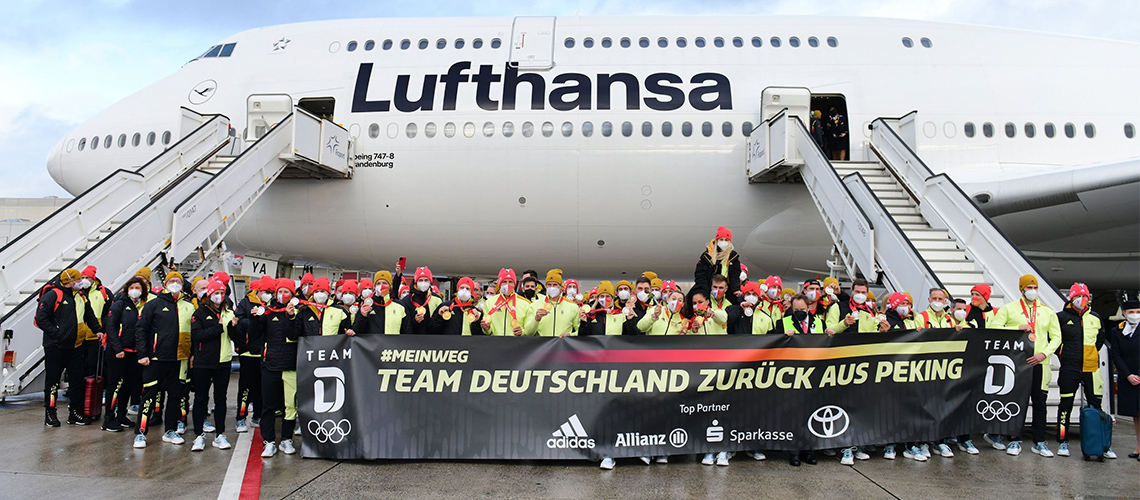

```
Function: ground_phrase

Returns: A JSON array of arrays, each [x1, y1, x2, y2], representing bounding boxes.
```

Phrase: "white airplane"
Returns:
[[44, 16, 1140, 287]]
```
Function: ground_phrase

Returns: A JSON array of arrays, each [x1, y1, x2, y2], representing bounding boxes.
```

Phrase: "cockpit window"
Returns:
[[189, 43, 237, 63], [204, 45, 223, 58]]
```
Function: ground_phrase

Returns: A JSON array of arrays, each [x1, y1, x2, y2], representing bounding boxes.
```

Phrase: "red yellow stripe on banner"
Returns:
[[544, 341, 968, 364]]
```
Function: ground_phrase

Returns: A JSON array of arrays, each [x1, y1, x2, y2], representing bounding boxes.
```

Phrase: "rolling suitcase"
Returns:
[[82, 348, 104, 419], [1079, 405, 1112, 461]]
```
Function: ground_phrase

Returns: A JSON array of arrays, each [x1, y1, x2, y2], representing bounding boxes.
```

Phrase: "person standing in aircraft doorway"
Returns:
[[811, 110, 828, 155], [826, 107, 848, 161], [695, 226, 742, 303]]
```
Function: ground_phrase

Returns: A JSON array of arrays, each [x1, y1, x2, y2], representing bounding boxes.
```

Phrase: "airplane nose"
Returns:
[[46, 138, 65, 187]]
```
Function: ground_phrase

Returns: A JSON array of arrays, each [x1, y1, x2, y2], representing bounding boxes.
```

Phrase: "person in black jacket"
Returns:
[[189, 280, 238, 451], [232, 276, 271, 433], [133, 271, 195, 448], [1053, 283, 1109, 457], [694, 226, 742, 304], [1108, 300, 1140, 459], [100, 277, 148, 432], [400, 267, 443, 335], [36, 268, 102, 427], [259, 278, 302, 458], [429, 277, 483, 335]]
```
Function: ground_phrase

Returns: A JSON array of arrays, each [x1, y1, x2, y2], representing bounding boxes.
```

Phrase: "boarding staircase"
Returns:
[[0, 106, 352, 397], [747, 109, 1107, 421]]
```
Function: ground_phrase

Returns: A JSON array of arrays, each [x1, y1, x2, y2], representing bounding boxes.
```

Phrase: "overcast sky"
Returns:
[[1, 0, 1136, 198]]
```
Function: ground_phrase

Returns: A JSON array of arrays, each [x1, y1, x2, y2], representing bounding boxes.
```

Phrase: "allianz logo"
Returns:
[[547, 414, 595, 449]]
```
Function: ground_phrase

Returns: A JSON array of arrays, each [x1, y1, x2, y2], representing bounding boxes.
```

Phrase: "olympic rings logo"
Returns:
[[976, 400, 1021, 422], [308, 419, 352, 444]]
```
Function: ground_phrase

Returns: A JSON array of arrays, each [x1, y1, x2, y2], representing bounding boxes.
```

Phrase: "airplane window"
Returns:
[[639, 37, 649, 48], [620, 37, 631, 48], [561, 122, 573, 137], [722, 122, 733, 137], [602, 121, 613, 137], [1064, 122, 1075, 138], [1024, 123, 1035, 138], [662, 122, 673, 137], [921, 37, 932, 48], [418, 39, 429, 50], [642, 121, 652, 137], [982, 122, 993, 138], [695, 37, 706, 48], [789, 37, 800, 47], [964, 123, 975, 137], [582, 122, 594, 137], [484, 122, 495, 137], [702, 121, 713, 137], [541, 121, 554, 137], [401, 39, 411, 50], [565, 38, 575, 48], [1004, 123, 1016, 138], [104, 135, 113, 148], [808, 37, 819, 47], [204, 45, 223, 58], [347, 41, 358, 52], [584, 38, 594, 48], [621, 121, 633, 137], [219, 43, 236, 57], [78, 138, 86, 151], [1044, 122, 1055, 137], [383, 39, 393, 50], [455, 39, 465, 49], [682, 122, 693, 137], [147, 132, 155, 146], [491, 38, 502, 49], [770, 37, 781, 47], [473, 39, 483, 49], [658, 37, 668, 48], [714, 37, 725, 48], [742, 121, 753, 137], [117, 134, 126, 147], [132, 133, 140, 147], [464, 122, 476, 138], [827, 36, 838, 47], [437, 39, 447, 49], [369, 123, 380, 139], [733, 37, 743, 48], [444, 122, 456, 138], [1084, 123, 1095, 138], [425, 122, 437, 138], [406, 123, 417, 138], [677, 37, 687, 48], [902, 37, 913, 48], [752, 37, 762, 48], [602, 37, 612, 48], [502, 122, 514, 137], [364, 40, 375, 51], [162, 131, 171, 145], [521, 122, 533, 137], [1126, 123, 1135, 138], [90, 136, 98, 149]]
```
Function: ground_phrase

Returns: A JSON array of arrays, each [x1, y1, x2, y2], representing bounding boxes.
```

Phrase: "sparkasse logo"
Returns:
[[547, 414, 595, 449]]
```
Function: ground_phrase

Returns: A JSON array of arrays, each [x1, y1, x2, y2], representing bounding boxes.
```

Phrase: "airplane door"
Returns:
[[760, 87, 811, 122], [246, 94, 292, 142], [509, 16, 556, 70]]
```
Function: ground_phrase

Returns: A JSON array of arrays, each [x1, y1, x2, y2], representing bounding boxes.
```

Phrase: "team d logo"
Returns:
[[547, 414, 595, 449], [984, 355, 1015, 395], [314, 367, 346, 413]]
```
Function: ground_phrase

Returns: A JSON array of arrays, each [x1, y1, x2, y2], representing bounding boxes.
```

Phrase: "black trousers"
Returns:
[[259, 367, 294, 443], [236, 356, 262, 422], [1057, 368, 1099, 443], [136, 360, 181, 435], [103, 350, 140, 421], [1012, 364, 1048, 443], [43, 346, 84, 410], [193, 365, 230, 436]]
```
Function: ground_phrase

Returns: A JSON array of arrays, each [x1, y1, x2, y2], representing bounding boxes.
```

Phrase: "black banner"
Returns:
[[297, 330, 1032, 460]]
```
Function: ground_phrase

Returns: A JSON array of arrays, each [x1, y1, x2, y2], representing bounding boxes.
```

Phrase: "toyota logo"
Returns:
[[976, 400, 1021, 422], [308, 419, 352, 444], [807, 405, 850, 439]]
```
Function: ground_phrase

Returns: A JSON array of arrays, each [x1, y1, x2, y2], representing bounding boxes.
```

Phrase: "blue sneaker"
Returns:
[[1031, 442, 1054, 457], [235, 419, 248, 433], [959, 440, 980, 455], [840, 447, 855, 466], [203, 420, 216, 433], [1057, 442, 1070, 457], [176, 421, 186, 435], [883, 444, 897, 460], [133, 434, 147, 449], [984, 434, 1006, 450], [599, 457, 615, 470], [1006, 441, 1022, 456], [162, 430, 185, 445]]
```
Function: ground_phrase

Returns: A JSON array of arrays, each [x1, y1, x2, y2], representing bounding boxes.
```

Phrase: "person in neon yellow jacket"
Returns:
[[637, 283, 689, 335], [825, 278, 879, 334], [525, 269, 580, 337], [684, 287, 729, 335], [986, 274, 1061, 457], [481, 268, 532, 336], [580, 281, 636, 336]]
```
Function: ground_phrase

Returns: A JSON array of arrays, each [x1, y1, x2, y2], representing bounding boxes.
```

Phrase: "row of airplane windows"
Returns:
[[343, 34, 846, 52], [365, 120, 755, 139], [962, 121, 1137, 139], [74, 131, 172, 152]]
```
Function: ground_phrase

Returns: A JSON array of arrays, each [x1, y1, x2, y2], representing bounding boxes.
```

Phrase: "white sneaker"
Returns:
[[1030, 442, 1054, 457], [1007, 441, 1022, 456], [840, 447, 855, 466], [1105, 449, 1118, 459], [854, 448, 870, 460], [984, 434, 1006, 450], [235, 419, 248, 433], [279, 440, 296, 455], [918, 443, 932, 458], [639, 456, 651, 465], [655, 456, 668, 464], [959, 440, 980, 455], [213, 434, 232, 449], [701, 453, 715, 465], [133, 434, 147, 449], [191, 435, 206, 451], [903, 446, 928, 462], [261, 441, 277, 458], [176, 421, 186, 435], [162, 430, 185, 445], [294, 427, 302, 436], [715, 451, 729, 466], [936, 443, 954, 458], [250, 418, 260, 428], [203, 421, 216, 433], [599, 457, 615, 470], [748, 450, 767, 461], [1056, 442, 1070, 457], [883, 444, 897, 460]]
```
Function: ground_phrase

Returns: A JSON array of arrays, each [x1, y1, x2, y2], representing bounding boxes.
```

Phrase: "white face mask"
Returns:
[[767, 288, 779, 299], [211, 293, 225, 305], [566, 287, 577, 297], [400, 291, 409, 299], [302, 284, 311, 295], [896, 305, 911, 316], [417, 281, 430, 292], [342, 293, 356, 305], [617, 290, 630, 301], [744, 295, 759, 305], [636, 291, 650, 303], [929, 301, 947, 311], [651, 290, 661, 300], [1024, 289, 1039, 301], [852, 293, 867, 304], [716, 240, 729, 251], [667, 299, 679, 311], [456, 288, 472, 301], [1127, 313, 1140, 325], [547, 287, 561, 298], [166, 282, 182, 295], [806, 290, 818, 302], [197, 290, 207, 299], [740, 271, 748, 281], [313, 292, 329, 304], [500, 284, 513, 296], [1072, 297, 1086, 309], [259, 292, 273, 303], [128, 288, 142, 300], [79, 278, 92, 289], [361, 288, 374, 299], [953, 309, 968, 321]]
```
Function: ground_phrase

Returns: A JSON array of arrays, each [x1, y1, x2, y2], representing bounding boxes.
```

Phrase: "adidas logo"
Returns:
[[547, 414, 595, 449]]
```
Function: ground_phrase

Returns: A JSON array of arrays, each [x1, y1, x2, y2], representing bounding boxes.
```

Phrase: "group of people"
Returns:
[[35, 226, 1140, 468]]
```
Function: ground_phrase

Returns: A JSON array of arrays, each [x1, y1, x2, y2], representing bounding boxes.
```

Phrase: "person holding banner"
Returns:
[[773, 293, 822, 466], [1053, 283, 1115, 458], [481, 269, 532, 336], [322, 279, 358, 336], [637, 284, 689, 336], [402, 267, 444, 335], [879, 293, 917, 333], [296, 278, 330, 337], [826, 279, 878, 334], [727, 282, 775, 336], [967, 284, 997, 328], [987, 275, 1061, 457], [683, 287, 729, 336], [918, 288, 955, 330], [525, 270, 580, 337], [356, 271, 410, 335], [1108, 300, 1140, 460], [758, 275, 786, 322], [580, 281, 636, 336], [952, 299, 980, 331], [801, 279, 825, 317], [259, 279, 302, 458], [431, 277, 483, 335]]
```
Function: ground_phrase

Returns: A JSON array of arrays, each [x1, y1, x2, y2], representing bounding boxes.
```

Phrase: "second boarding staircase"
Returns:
[[1, 106, 352, 396], [746, 109, 1110, 420]]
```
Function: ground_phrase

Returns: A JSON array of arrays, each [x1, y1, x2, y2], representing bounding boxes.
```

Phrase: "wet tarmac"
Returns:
[[2, 375, 1137, 499]]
